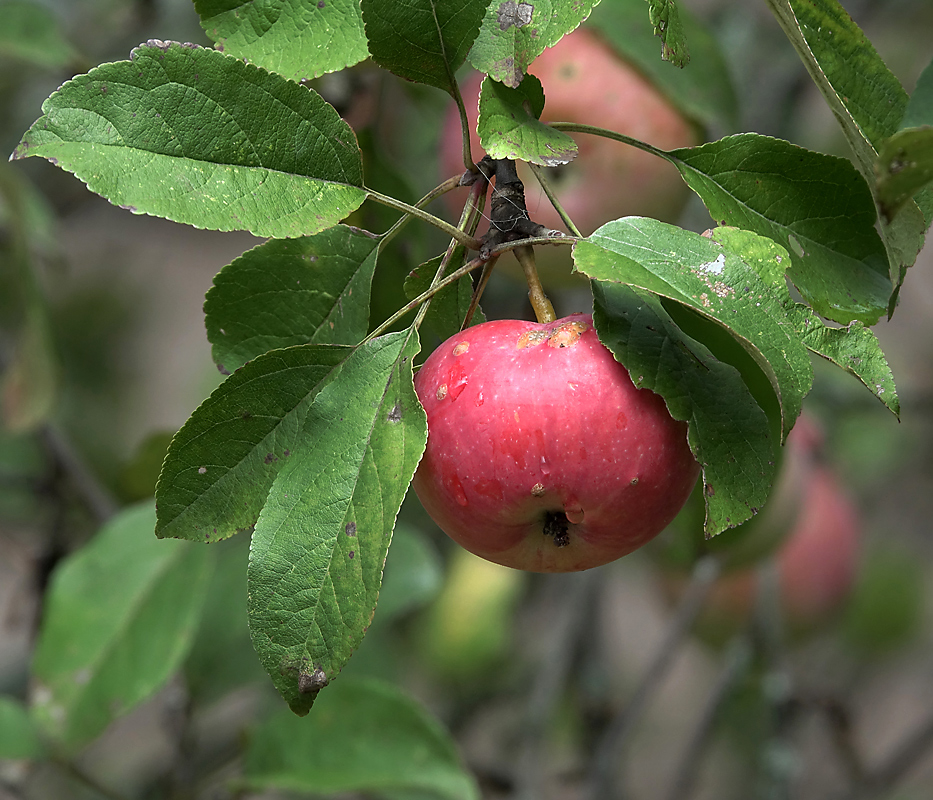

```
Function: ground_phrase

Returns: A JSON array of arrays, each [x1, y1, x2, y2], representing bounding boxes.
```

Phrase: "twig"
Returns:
[[515, 570, 602, 800], [40, 424, 118, 524], [584, 556, 722, 800], [835, 709, 933, 800], [664, 635, 753, 800]]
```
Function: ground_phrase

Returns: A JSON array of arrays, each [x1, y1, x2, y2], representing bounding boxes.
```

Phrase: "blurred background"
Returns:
[[1, 0, 933, 798]]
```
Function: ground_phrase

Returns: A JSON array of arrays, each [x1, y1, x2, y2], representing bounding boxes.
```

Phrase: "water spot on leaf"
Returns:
[[198, 466, 207, 474], [387, 402, 402, 423], [787, 234, 806, 258]]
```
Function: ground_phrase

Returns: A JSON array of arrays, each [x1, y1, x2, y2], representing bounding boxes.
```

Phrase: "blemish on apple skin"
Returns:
[[517, 329, 549, 349], [531, 483, 546, 497], [436, 383, 448, 401], [630, 477, 639, 486], [452, 341, 470, 356], [445, 474, 469, 507], [547, 320, 588, 348]]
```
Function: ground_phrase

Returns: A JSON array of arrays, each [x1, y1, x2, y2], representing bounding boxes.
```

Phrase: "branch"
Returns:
[[583, 556, 722, 800]]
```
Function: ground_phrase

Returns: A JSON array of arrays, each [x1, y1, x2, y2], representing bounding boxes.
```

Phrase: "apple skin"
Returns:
[[412, 314, 701, 573], [440, 27, 699, 239]]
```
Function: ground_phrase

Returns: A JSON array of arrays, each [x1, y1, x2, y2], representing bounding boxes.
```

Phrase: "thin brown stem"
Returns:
[[513, 245, 556, 323]]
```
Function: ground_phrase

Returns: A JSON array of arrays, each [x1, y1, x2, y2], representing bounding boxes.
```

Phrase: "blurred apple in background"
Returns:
[[655, 414, 863, 642], [440, 27, 701, 279]]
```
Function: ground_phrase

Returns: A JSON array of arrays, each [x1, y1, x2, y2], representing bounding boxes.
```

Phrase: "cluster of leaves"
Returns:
[[8, 0, 933, 735]]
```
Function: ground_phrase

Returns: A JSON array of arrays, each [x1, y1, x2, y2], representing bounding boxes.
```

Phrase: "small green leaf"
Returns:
[[195, 0, 369, 81], [247, 330, 427, 715], [31, 503, 214, 751], [374, 523, 443, 622], [0, 695, 43, 759], [0, 0, 76, 69], [646, 0, 689, 67], [902, 56, 933, 131], [243, 677, 478, 799], [477, 74, 577, 165], [361, 0, 489, 95], [469, 0, 600, 88], [574, 218, 812, 440], [592, 282, 774, 536], [587, 0, 737, 131], [156, 344, 352, 543], [13, 41, 365, 238], [205, 226, 380, 374], [669, 134, 892, 325], [877, 129, 933, 225], [404, 255, 486, 344]]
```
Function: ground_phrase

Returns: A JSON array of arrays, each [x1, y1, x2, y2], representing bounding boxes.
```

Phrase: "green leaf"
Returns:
[[762, 0, 927, 284], [646, 0, 689, 67], [247, 330, 427, 715], [902, 56, 933, 131], [184, 535, 266, 702], [469, 0, 600, 88], [763, 0, 906, 174], [404, 255, 485, 344], [204, 226, 380, 374], [243, 677, 478, 799], [361, 0, 490, 95], [30, 503, 214, 751], [156, 344, 352, 543], [0, 0, 76, 69], [477, 74, 577, 165], [592, 282, 774, 536], [880, 127, 933, 225], [0, 695, 43, 759], [574, 218, 811, 440], [194, 0, 369, 81], [708, 226, 899, 417], [371, 523, 443, 622], [587, 0, 737, 131], [12, 41, 366, 238], [668, 134, 892, 325]]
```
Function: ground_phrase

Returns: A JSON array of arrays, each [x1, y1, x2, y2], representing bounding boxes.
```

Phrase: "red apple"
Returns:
[[440, 28, 699, 245], [412, 314, 700, 573]]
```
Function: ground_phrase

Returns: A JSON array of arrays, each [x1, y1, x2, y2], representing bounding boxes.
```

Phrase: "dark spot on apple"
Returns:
[[298, 666, 328, 694], [345, 522, 357, 536], [543, 510, 570, 547]]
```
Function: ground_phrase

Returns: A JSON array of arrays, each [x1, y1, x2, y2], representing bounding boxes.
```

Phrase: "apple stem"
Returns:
[[514, 244, 557, 323], [462, 254, 498, 330]]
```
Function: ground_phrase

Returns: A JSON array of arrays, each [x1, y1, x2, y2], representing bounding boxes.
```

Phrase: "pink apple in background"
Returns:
[[440, 27, 700, 241], [412, 314, 700, 573], [657, 416, 862, 639]]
